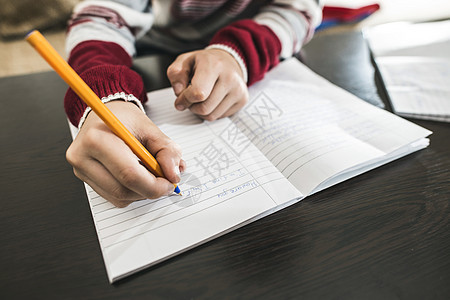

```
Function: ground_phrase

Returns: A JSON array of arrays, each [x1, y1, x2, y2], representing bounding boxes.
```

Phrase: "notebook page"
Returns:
[[363, 20, 450, 58], [70, 88, 302, 282], [146, 88, 301, 208], [364, 20, 450, 122], [234, 58, 431, 195], [375, 56, 450, 122]]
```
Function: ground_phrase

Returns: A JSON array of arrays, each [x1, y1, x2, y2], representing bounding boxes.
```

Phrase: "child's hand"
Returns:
[[167, 48, 248, 121], [66, 101, 185, 208]]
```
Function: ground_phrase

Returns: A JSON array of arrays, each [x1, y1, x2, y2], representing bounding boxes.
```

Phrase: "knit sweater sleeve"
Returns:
[[64, 41, 148, 127], [64, 0, 322, 127], [208, 0, 322, 86], [64, 1, 152, 127]]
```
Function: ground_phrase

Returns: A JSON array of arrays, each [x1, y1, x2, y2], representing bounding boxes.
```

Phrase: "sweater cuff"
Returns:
[[77, 92, 145, 129], [205, 44, 248, 84], [64, 64, 148, 127], [209, 19, 281, 86]]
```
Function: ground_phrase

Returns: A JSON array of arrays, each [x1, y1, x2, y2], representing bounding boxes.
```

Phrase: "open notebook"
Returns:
[[364, 20, 450, 122], [70, 58, 431, 283]]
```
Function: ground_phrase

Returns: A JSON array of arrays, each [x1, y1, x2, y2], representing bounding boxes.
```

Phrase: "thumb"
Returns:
[[167, 53, 195, 96]]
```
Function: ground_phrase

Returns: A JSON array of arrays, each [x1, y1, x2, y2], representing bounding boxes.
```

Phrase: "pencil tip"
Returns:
[[174, 185, 182, 195]]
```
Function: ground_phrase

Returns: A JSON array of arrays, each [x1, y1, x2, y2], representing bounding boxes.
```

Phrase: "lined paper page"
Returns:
[[375, 57, 450, 122], [364, 20, 450, 122], [236, 58, 431, 195], [71, 88, 302, 282]]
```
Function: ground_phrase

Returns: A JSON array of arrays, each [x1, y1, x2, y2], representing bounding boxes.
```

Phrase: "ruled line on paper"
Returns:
[[93, 171, 286, 248], [94, 166, 251, 220], [89, 142, 279, 215], [88, 179, 286, 250], [91, 165, 284, 246], [92, 162, 281, 223], [100, 177, 293, 249], [101, 179, 259, 246], [81, 111, 289, 250]]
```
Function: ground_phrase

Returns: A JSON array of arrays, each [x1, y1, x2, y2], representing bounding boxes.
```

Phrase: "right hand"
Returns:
[[66, 101, 185, 208]]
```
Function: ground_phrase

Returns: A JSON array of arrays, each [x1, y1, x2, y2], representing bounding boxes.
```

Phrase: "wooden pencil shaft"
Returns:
[[26, 30, 163, 177]]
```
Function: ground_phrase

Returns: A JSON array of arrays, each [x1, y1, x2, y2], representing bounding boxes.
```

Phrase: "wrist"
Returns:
[[205, 44, 248, 84], [78, 92, 145, 129]]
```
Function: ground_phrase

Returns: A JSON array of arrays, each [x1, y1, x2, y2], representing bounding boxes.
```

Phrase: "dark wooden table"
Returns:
[[1, 31, 449, 299]]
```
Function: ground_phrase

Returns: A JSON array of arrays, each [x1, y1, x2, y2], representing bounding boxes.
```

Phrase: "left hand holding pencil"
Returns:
[[66, 101, 185, 208]]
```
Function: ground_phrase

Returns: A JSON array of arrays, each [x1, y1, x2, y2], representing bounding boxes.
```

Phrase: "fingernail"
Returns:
[[167, 183, 176, 195], [176, 104, 185, 111], [180, 159, 187, 173], [173, 83, 184, 95], [174, 166, 181, 182]]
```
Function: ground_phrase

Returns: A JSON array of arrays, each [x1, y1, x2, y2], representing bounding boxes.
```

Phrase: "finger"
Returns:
[[174, 58, 219, 111], [179, 159, 187, 173], [87, 133, 176, 200], [140, 135, 184, 184], [167, 54, 194, 96], [154, 149, 182, 184], [219, 101, 246, 119], [86, 180, 136, 208], [191, 75, 248, 121], [187, 77, 228, 117], [91, 105, 184, 191], [217, 84, 249, 118], [195, 93, 244, 121], [73, 160, 144, 208]]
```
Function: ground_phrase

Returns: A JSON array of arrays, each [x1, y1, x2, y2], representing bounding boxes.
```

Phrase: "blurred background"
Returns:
[[1, 0, 450, 78]]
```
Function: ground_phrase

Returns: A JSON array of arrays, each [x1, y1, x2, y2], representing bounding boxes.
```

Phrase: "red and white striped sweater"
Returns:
[[65, 0, 322, 127]]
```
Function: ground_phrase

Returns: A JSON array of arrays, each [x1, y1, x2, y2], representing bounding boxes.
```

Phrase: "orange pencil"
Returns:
[[26, 30, 181, 195]]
